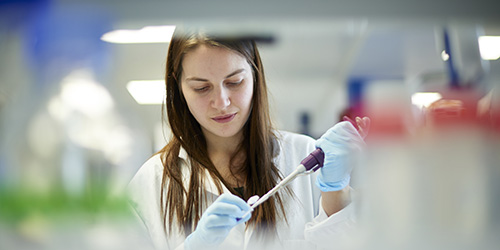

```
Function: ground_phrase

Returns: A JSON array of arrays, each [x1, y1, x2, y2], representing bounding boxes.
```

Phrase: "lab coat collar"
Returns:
[[178, 147, 188, 160]]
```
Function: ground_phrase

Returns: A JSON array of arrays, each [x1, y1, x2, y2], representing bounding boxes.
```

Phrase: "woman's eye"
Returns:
[[194, 86, 209, 92], [227, 80, 243, 86]]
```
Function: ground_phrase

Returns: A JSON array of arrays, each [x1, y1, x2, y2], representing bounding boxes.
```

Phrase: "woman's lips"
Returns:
[[212, 113, 236, 123]]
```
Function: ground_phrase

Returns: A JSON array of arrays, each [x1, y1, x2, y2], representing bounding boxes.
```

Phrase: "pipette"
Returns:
[[239, 148, 325, 219], [239, 116, 360, 220]]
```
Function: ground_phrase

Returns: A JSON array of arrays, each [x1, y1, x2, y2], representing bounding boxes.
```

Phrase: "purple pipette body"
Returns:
[[299, 148, 324, 172], [299, 116, 357, 172]]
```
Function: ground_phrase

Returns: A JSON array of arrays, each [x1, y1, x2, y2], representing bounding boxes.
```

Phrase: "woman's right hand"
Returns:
[[185, 193, 251, 250], [315, 117, 369, 192]]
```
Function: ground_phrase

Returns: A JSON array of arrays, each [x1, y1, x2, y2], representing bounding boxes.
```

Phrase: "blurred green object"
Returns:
[[0, 184, 131, 225], [0, 185, 153, 250]]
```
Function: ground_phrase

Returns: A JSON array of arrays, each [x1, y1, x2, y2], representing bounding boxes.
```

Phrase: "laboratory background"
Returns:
[[1, 0, 500, 249]]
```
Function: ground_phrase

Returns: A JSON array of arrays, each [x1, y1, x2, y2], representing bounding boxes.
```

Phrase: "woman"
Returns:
[[128, 29, 369, 250]]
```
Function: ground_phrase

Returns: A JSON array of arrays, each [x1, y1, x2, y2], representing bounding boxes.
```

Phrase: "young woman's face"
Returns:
[[181, 45, 254, 141]]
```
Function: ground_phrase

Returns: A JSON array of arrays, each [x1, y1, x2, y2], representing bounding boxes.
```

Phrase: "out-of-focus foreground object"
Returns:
[[340, 23, 500, 250], [0, 2, 154, 250]]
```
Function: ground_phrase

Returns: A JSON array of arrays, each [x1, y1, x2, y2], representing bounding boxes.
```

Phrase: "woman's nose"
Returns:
[[212, 87, 230, 110]]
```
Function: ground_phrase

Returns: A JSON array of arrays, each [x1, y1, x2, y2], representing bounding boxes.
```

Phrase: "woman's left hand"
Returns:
[[315, 117, 370, 192]]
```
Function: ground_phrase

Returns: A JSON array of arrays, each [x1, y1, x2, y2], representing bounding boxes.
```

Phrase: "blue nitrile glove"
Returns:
[[315, 121, 365, 192], [185, 193, 252, 250]]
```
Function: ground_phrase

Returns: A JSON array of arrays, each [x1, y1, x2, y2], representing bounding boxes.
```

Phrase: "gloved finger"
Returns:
[[323, 121, 363, 141], [321, 121, 365, 145], [214, 193, 251, 212], [204, 202, 248, 218], [356, 116, 371, 139], [236, 211, 251, 224], [337, 121, 365, 144], [203, 214, 239, 228], [319, 159, 352, 176]]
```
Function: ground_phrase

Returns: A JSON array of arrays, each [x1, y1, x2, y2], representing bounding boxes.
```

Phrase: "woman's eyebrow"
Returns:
[[185, 69, 246, 83], [225, 69, 245, 79], [185, 76, 208, 82]]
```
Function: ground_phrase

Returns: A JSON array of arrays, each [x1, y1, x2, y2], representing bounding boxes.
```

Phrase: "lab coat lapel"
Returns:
[[203, 169, 232, 195], [243, 224, 255, 250]]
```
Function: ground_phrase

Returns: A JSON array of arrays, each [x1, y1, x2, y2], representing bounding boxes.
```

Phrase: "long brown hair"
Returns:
[[158, 28, 288, 237]]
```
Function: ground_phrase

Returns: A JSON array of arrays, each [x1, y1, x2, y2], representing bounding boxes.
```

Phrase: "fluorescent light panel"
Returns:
[[101, 25, 176, 44], [479, 36, 500, 60], [412, 92, 442, 109], [127, 80, 164, 105]]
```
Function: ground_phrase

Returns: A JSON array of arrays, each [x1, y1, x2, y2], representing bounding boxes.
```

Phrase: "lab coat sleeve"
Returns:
[[174, 243, 186, 250], [127, 202, 158, 250], [127, 155, 171, 249], [304, 195, 357, 248]]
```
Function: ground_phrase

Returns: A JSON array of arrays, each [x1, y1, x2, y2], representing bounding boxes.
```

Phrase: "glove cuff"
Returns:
[[316, 175, 350, 192]]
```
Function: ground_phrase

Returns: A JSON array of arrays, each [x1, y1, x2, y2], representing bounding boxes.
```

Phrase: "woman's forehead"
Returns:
[[181, 45, 251, 78]]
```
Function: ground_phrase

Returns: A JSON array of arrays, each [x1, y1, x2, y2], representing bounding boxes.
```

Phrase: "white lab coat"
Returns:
[[128, 130, 356, 250]]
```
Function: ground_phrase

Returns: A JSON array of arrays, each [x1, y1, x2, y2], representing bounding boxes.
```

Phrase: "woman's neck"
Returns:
[[203, 130, 246, 187], [203, 128, 243, 157]]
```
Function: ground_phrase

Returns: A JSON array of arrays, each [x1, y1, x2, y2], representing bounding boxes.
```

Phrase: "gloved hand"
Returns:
[[315, 117, 369, 192], [185, 193, 252, 250]]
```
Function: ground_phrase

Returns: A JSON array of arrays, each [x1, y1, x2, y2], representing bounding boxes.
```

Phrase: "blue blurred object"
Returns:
[[0, 0, 50, 28], [443, 29, 460, 88], [23, 4, 113, 87], [299, 111, 311, 136], [348, 78, 365, 108], [0, 0, 46, 3]]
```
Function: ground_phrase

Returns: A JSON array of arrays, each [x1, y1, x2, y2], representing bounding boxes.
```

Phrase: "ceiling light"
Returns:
[[411, 92, 442, 109], [101, 25, 176, 44], [127, 80, 164, 105], [478, 36, 500, 60], [60, 70, 114, 116]]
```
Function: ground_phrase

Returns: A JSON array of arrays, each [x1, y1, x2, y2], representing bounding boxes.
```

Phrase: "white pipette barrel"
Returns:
[[239, 148, 325, 219]]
